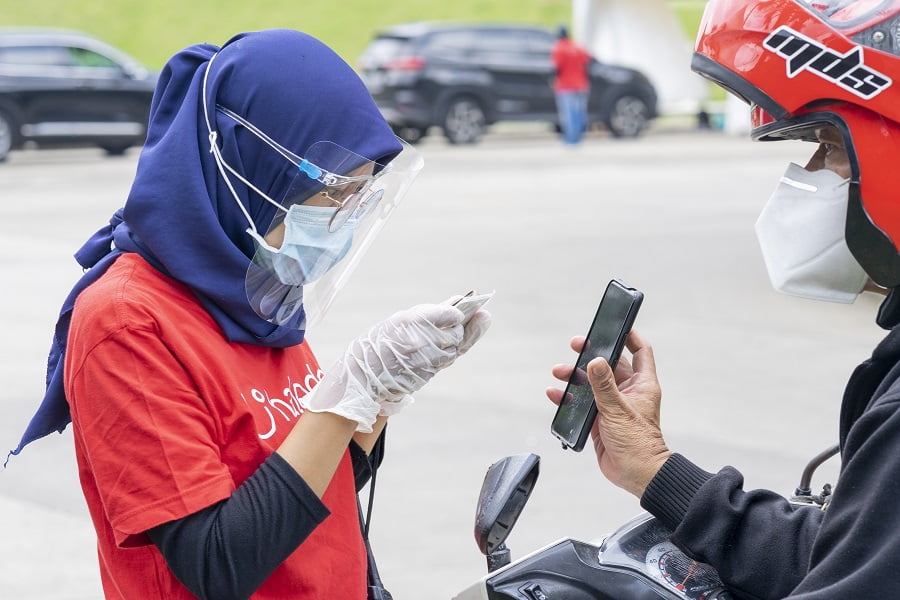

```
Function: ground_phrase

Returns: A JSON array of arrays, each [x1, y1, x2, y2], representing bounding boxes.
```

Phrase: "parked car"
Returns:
[[0, 28, 158, 161], [358, 22, 658, 144]]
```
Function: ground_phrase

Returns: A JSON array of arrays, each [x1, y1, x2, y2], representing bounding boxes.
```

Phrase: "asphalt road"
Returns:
[[0, 124, 886, 599]]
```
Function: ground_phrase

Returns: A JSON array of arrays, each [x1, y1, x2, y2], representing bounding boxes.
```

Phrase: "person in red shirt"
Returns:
[[10, 29, 491, 599], [551, 25, 593, 145]]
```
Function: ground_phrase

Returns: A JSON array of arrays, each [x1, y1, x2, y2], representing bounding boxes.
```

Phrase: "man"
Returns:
[[551, 25, 593, 145], [548, 1, 900, 597]]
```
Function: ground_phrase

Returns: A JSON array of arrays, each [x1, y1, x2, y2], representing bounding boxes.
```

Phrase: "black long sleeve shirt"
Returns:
[[148, 439, 381, 600], [641, 323, 900, 599]]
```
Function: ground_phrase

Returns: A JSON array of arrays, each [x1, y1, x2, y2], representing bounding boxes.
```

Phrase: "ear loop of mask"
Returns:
[[201, 52, 288, 237]]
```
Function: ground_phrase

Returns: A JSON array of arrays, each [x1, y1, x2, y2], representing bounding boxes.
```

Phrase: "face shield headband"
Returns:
[[201, 52, 424, 329], [214, 105, 388, 233], [202, 53, 387, 235]]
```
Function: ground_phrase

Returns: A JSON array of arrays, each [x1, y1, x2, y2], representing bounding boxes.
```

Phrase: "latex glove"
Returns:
[[458, 308, 491, 356], [301, 301, 491, 431], [373, 301, 492, 419]]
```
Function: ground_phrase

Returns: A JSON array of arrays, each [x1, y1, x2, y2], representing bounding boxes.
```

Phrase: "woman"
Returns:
[[11, 29, 490, 599]]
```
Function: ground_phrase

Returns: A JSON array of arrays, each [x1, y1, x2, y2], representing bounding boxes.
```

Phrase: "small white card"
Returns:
[[452, 290, 495, 321]]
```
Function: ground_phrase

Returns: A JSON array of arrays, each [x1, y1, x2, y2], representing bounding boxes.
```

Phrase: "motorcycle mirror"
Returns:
[[791, 443, 839, 506], [473, 453, 540, 572]]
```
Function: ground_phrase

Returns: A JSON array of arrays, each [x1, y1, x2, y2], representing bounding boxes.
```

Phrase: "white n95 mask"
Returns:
[[755, 162, 868, 304]]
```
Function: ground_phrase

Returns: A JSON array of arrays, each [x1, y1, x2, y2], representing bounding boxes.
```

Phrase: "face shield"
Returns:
[[202, 55, 424, 330], [238, 120, 423, 329]]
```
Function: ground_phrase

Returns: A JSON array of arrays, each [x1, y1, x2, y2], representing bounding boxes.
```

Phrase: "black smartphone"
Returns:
[[550, 279, 643, 452]]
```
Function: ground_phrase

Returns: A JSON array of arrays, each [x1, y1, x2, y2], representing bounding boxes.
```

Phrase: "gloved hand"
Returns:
[[301, 299, 492, 432]]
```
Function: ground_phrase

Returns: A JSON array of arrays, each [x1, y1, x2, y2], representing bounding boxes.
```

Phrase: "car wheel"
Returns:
[[606, 94, 650, 139], [442, 97, 486, 145], [392, 125, 429, 145], [0, 109, 17, 162], [101, 143, 133, 156]]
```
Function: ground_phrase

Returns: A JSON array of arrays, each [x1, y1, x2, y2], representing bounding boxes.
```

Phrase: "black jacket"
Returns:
[[641, 296, 900, 599]]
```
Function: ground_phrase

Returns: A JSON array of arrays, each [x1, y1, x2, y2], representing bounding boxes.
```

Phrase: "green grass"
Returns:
[[2, 0, 710, 70], [4, 0, 721, 105], [670, 0, 708, 41], [669, 0, 726, 101], [2, 0, 573, 69]]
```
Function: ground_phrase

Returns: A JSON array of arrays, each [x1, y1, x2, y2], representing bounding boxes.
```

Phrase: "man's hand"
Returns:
[[547, 330, 671, 497]]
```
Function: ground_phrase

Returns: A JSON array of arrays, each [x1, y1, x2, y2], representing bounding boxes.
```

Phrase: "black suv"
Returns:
[[0, 28, 158, 161], [359, 22, 658, 144]]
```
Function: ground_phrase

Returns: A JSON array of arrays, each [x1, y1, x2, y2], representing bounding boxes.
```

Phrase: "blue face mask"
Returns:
[[248, 204, 355, 286]]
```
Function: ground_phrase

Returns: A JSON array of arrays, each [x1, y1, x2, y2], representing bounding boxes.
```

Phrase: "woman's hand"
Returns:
[[546, 329, 671, 498], [301, 299, 491, 431]]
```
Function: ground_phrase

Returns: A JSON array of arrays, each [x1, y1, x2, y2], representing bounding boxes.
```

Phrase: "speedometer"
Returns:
[[645, 541, 732, 600]]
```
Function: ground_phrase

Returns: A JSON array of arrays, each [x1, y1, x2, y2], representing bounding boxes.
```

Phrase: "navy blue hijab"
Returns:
[[8, 29, 402, 461]]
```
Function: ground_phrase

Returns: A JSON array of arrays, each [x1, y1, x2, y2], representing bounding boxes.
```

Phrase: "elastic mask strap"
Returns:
[[201, 52, 288, 236]]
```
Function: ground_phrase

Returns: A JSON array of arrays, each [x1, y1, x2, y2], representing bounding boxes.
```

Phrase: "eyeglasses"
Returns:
[[315, 180, 384, 231], [215, 105, 384, 232]]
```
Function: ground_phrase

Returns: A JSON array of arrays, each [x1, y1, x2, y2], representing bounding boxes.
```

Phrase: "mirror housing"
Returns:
[[473, 453, 540, 572]]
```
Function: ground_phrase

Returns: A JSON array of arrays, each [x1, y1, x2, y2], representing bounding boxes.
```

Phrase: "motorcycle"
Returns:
[[452, 446, 838, 600]]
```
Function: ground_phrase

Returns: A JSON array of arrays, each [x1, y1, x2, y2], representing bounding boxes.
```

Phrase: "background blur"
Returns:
[[1, 0, 707, 71]]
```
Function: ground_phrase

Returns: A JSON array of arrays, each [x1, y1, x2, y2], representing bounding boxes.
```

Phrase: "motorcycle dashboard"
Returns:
[[596, 512, 733, 600]]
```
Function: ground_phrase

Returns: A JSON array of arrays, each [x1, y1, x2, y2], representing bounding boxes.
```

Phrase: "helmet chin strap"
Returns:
[[877, 288, 900, 329]]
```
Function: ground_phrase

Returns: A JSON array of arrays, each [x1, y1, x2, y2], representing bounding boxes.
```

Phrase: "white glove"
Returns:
[[301, 299, 492, 431]]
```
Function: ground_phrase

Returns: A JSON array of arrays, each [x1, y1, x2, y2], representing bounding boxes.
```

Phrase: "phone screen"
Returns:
[[551, 280, 642, 451]]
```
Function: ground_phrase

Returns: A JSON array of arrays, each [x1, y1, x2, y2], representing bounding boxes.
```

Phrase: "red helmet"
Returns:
[[693, 0, 900, 286]]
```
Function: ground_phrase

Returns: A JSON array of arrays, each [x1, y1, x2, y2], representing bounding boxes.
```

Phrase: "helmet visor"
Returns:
[[800, 0, 900, 29]]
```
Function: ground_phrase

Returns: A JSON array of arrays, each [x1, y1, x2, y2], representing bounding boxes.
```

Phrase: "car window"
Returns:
[[0, 42, 127, 79], [467, 28, 556, 69], [68, 47, 119, 69], [359, 37, 413, 68], [0, 45, 71, 66], [421, 31, 478, 59], [472, 30, 528, 56], [521, 30, 555, 57]]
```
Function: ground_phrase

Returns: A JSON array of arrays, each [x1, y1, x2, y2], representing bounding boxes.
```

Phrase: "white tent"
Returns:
[[572, 0, 711, 115]]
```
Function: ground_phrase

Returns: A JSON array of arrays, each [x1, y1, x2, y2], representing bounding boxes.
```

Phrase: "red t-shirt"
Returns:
[[551, 38, 592, 92], [64, 253, 366, 599]]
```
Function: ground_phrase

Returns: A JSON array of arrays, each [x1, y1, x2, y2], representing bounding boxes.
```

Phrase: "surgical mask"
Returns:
[[248, 204, 355, 286], [755, 162, 867, 304]]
